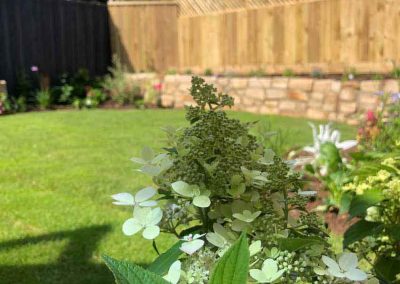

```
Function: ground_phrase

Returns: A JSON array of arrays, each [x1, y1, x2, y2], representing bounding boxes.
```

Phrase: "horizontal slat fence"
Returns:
[[178, 0, 400, 74], [108, 1, 179, 72], [0, 0, 111, 96]]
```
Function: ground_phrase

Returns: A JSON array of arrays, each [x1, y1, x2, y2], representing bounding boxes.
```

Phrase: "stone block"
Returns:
[[383, 80, 399, 93], [266, 89, 287, 99], [161, 95, 174, 107], [324, 92, 339, 104], [242, 97, 255, 106], [272, 77, 289, 89], [288, 78, 313, 91], [287, 90, 308, 101], [310, 92, 325, 101], [248, 78, 271, 88], [340, 88, 357, 101], [341, 81, 360, 89], [328, 112, 337, 121], [331, 81, 342, 92], [308, 100, 323, 108], [358, 92, 379, 108], [243, 105, 259, 113], [259, 105, 279, 114], [360, 80, 383, 93], [245, 88, 265, 101], [322, 103, 337, 112], [339, 101, 357, 113], [178, 83, 191, 92], [231, 78, 248, 89], [307, 109, 327, 120], [313, 79, 334, 92], [279, 101, 307, 112]]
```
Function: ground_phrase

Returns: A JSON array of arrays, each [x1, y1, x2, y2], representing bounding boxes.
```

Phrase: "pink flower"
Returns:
[[31, 66, 39, 72], [365, 110, 376, 122], [153, 83, 162, 92]]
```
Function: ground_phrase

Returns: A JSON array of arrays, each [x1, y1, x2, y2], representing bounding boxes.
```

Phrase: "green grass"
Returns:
[[0, 109, 355, 284]]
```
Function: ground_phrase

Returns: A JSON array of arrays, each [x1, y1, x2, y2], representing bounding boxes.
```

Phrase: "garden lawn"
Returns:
[[0, 109, 355, 284]]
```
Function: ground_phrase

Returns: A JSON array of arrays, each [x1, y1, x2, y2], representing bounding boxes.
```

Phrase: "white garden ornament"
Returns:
[[316, 253, 368, 281], [111, 187, 157, 207], [122, 206, 163, 240], [180, 234, 205, 255], [304, 123, 357, 155], [250, 258, 286, 283]]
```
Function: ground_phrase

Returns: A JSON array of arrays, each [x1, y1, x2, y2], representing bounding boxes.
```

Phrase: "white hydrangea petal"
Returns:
[[122, 218, 142, 236], [163, 260, 181, 284], [111, 193, 135, 206], [135, 187, 157, 203], [139, 200, 158, 207], [193, 195, 211, 208], [338, 253, 358, 271], [345, 268, 368, 281], [134, 206, 152, 222], [146, 207, 163, 226], [327, 267, 345, 278], [262, 259, 278, 275], [180, 239, 204, 255], [206, 232, 226, 248], [142, 225, 160, 240], [171, 181, 194, 197], [250, 269, 268, 283], [249, 241, 262, 257], [322, 256, 341, 271], [192, 233, 206, 239], [270, 269, 285, 282]]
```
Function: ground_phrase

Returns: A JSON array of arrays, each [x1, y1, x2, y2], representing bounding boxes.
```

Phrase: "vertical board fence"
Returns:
[[108, 1, 179, 73], [0, 0, 111, 96], [178, 0, 400, 74]]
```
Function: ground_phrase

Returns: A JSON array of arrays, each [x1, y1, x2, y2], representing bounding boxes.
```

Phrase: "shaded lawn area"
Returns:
[[0, 109, 356, 284]]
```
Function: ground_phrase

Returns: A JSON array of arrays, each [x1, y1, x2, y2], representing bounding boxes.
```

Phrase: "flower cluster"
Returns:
[[111, 77, 369, 283]]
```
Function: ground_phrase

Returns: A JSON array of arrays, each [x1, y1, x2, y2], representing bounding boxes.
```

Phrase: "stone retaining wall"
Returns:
[[160, 75, 399, 124]]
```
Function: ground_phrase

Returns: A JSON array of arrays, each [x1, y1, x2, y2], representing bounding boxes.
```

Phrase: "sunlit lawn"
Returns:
[[0, 109, 356, 283]]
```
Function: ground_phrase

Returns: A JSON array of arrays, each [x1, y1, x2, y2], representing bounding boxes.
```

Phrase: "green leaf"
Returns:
[[374, 256, 400, 283], [147, 241, 183, 275], [343, 220, 384, 247], [348, 189, 384, 218], [171, 181, 193, 197], [209, 233, 250, 284], [103, 255, 168, 284], [277, 237, 325, 252]]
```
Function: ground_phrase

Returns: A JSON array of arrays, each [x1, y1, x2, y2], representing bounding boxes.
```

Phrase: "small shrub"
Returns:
[[184, 69, 193, 75], [15, 97, 27, 113], [391, 66, 400, 79], [166, 68, 177, 75], [36, 89, 52, 110], [0, 92, 12, 115], [248, 68, 266, 77], [311, 68, 323, 78], [371, 73, 384, 80], [282, 68, 294, 77], [204, 68, 213, 76]]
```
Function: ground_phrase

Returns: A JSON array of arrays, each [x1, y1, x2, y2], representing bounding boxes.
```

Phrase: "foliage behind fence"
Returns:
[[0, 0, 111, 96]]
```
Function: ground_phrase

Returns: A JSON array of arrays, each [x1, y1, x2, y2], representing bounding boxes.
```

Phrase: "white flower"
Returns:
[[304, 123, 357, 155], [250, 259, 285, 283], [249, 240, 262, 257], [111, 187, 157, 207], [122, 206, 162, 240], [319, 253, 367, 281], [163, 260, 181, 284], [171, 181, 211, 208], [180, 234, 205, 255]]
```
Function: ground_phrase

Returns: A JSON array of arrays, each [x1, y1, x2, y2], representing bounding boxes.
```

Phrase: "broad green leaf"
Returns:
[[171, 181, 193, 197], [278, 237, 325, 252], [348, 189, 384, 218], [141, 147, 154, 162], [374, 256, 400, 283], [103, 255, 168, 284], [343, 220, 383, 247], [209, 233, 250, 284], [148, 241, 183, 275], [206, 232, 226, 248], [193, 195, 211, 208]]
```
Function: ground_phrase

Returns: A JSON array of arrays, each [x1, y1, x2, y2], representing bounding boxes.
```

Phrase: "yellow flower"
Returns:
[[382, 158, 396, 167], [356, 183, 371, 195], [376, 170, 391, 181]]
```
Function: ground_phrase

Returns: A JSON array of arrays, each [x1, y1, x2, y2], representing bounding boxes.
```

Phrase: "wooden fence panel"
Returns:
[[108, 1, 179, 72], [177, 0, 400, 74], [0, 0, 111, 96]]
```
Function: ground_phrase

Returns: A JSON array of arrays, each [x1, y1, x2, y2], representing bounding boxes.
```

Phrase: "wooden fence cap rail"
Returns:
[[108, 1, 178, 6]]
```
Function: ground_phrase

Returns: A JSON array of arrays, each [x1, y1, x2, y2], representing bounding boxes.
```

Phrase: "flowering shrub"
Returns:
[[104, 77, 370, 284]]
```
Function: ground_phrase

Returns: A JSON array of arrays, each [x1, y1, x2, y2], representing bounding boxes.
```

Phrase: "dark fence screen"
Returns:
[[0, 0, 111, 96]]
